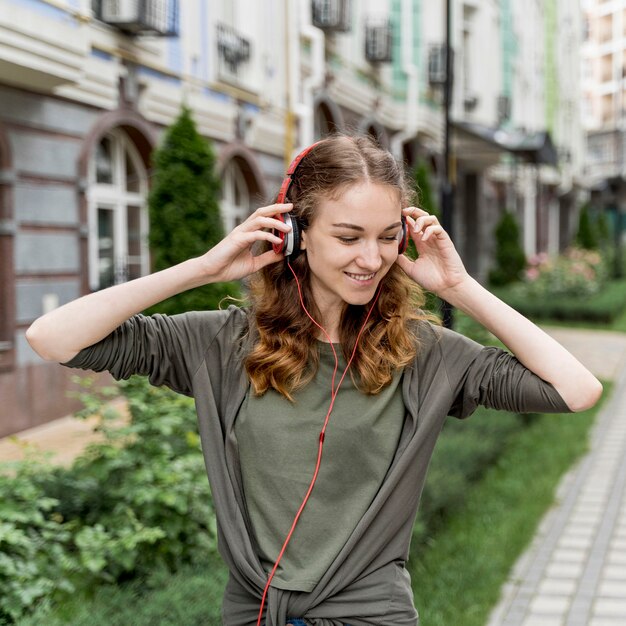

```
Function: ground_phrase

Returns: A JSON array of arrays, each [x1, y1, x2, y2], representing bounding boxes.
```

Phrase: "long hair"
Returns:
[[245, 134, 438, 400]]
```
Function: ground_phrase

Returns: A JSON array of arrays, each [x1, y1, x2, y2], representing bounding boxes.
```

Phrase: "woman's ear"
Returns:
[[300, 230, 307, 250]]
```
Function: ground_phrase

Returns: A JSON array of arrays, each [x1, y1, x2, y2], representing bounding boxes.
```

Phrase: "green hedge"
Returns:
[[493, 279, 626, 323]]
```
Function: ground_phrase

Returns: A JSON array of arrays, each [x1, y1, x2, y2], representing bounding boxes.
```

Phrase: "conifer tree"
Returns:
[[147, 106, 239, 315], [488, 211, 526, 286], [575, 204, 599, 250]]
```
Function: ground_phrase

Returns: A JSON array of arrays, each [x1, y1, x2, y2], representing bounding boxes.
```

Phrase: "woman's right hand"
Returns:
[[199, 203, 293, 283]]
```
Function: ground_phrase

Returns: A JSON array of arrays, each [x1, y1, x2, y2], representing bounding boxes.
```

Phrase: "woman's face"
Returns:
[[300, 181, 403, 321]]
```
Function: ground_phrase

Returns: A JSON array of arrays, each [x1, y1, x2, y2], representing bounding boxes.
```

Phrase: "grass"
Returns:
[[409, 382, 611, 626]]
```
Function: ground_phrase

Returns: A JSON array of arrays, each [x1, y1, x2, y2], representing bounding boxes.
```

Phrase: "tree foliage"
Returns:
[[488, 211, 526, 286], [147, 106, 239, 314], [575, 204, 599, 251]]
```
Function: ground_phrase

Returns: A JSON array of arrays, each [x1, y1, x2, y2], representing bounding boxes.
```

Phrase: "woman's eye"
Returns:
[[338, 236, 357, 243], [382, 236, 398, 242]]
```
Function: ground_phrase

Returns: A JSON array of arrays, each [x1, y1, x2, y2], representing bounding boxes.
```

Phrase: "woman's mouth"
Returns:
[[345, 271, 376, 282]]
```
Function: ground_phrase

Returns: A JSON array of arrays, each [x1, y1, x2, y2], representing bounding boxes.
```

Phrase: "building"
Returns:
[[582, 0, 626, 242], [0, 0, 585, 436]]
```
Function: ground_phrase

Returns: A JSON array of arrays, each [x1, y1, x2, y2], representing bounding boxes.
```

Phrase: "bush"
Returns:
[[575, 204, 599, 250], [0, 377, 217, 623], [520, 247, 608, 298], [147, 106, 239, 315], [489, 211, 526, 286]]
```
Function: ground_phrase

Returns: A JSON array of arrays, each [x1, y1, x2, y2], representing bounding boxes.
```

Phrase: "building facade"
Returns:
[[0, 0, 585, 435], [582, 0, 626, 235]]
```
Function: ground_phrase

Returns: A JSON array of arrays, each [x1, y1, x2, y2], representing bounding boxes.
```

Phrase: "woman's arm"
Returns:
[[396, 207, 603, 413], [26, 203, 293, 364]]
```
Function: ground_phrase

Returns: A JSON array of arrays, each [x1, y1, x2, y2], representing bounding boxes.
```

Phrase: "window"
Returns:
[[87, 131, 149, 290], [221, 159, 250, 234]]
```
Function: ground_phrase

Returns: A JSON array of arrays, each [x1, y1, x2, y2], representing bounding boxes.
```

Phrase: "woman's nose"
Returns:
[[356, 240, 383, 270]]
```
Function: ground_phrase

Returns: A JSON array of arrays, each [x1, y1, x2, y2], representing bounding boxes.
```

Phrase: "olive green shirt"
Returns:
[[235, 341, 405, 591]]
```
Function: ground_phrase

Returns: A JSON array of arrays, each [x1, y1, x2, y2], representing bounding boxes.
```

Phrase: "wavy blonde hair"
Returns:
[[245, 134, 439, 399]]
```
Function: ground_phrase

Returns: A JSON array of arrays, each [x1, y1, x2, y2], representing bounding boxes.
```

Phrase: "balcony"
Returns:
[[92, 0, 179, 37], [364, 19, 392, 64], [216, 22, 253, 90], [497, 94, 511, 124], [0, 1, 87, 91], [428, 43, 449, 86], [312, 0, 352, 33]]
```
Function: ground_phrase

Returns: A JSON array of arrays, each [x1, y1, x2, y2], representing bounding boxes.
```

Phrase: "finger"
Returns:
[[255, 202, 294, 217], [420, 224, 444, 242], [241, 229, 285, 246], [244, 215, 293, 233], [253, 248, 285, 269], [412, 215, 440, 234], [395, 253, 416, 277], [402, 207, 429, 218]]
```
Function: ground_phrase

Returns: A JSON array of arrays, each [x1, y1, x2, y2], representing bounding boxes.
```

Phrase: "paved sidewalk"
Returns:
[[487, 326, 626, 626], [0, 397, 127, 466]]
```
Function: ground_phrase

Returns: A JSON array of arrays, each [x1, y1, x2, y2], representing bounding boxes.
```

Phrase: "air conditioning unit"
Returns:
[[312, 0, 352, 33], [365, 20, 392, 63], [95, 0, 179, 37], [428, 43, 448, 86], [497, 94, 511, 123]]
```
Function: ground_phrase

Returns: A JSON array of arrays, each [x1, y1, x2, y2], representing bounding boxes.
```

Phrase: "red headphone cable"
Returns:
[[255, 263, 381, 625]]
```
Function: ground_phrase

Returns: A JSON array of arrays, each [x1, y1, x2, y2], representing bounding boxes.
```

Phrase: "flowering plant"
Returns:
[[515, 247, 608, 298]]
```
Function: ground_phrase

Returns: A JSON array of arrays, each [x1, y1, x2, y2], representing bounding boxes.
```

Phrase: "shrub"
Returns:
[[0, 377, 217, 623], [147, 106, 239, 315], [519, 247, 608, 298], [488, 211, 526, 286], [575, 204, 599, 250]]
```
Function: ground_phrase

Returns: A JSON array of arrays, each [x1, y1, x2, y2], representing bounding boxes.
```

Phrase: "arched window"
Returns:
[[221, 158, 250, 233], [314, 102, 339, 139], [87, 130, 149, 291]]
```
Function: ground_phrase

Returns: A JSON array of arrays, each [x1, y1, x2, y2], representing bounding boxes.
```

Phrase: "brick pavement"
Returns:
[[487, 327, 626, 626]]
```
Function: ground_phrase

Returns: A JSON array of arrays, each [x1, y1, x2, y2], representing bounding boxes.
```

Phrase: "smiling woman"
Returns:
[[25, 134, 602, 626]]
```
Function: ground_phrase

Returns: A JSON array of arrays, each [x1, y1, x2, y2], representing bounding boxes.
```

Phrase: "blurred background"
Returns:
[[1, 2, 626, 625]]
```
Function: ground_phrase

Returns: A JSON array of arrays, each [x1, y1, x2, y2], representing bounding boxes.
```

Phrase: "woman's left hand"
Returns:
[[395, 207, 470, 297]]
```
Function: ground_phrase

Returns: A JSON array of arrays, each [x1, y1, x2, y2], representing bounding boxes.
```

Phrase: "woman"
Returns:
[[26, 135, 602, 626]]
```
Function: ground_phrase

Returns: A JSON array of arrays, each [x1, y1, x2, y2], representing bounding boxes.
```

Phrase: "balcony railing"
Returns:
[[216, 23, 251, 75], [312, 0, 352, 33], [364, 19, 392, 63]]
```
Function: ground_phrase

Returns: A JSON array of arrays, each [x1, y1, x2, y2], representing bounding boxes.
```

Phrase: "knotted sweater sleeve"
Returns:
[[432, 325, 572, 419]]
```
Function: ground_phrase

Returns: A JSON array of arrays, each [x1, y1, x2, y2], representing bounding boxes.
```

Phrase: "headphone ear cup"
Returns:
[[288, 215, 302, 260], [398, 216, 409, 254], [274, 212, 302, 260]]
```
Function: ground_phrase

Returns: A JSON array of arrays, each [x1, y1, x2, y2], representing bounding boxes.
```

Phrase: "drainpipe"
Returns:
[[390, 0, 419, 160]]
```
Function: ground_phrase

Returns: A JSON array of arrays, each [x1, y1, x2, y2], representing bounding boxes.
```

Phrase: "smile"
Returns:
[[345, 272, 376, 282]]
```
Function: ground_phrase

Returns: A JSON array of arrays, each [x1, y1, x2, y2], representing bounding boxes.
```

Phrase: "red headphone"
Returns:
[[272, 142, 409, 259]]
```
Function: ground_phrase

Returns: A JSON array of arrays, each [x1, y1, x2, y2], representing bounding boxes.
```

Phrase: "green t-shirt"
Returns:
[[234, 341, 405, 592]]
